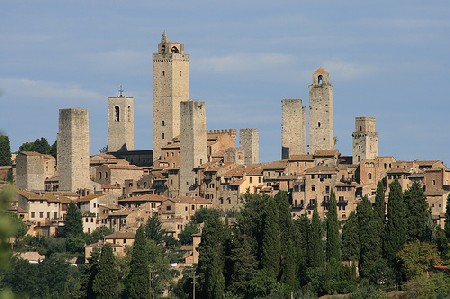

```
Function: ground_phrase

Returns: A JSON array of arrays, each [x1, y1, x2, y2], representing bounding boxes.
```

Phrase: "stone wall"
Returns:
[[281, 98, 306, 159], [16, 152, 45, 191], [57, 108, 91, 192], [153, 32, 189, 161], [240, 128, 259, 164], [179, 100, 207, 195], [308, 67, 334, 154], [108, 96, 134, 151], [352, 117, 378, 164]]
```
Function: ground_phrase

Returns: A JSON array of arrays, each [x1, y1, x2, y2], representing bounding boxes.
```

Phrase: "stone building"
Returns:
[[309, 67, 334, 154], [240, 128, 259, 165], [107, 92, 134, 152], [153, 32, 189, 161], [281, 98, 306, 159], [57, 108, 91, 193], [179, 100, 207, 195], [352, 117, 378, 164], [16, 152, 46, 191]]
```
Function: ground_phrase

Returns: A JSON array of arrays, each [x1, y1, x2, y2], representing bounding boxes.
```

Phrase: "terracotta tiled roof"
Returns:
[[288, 154, 314, 161], [314, 66, 327, 74], [261, 160, 288, 170], [101, 184, 121, 189], [175, 196, 211, 205], [77, 194, 106, 203], [18, 190, 72, 204], [105, 231, 136, 239], [120, 194, 169, 202], [230, 179, 245, 186], [305, 166, 337, 174], [19, 151, 42, 156], [313, 150, 339, 157]]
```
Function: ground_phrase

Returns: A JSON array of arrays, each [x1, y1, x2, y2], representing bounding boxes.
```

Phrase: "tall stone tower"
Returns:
[[153, 32, 190, 161], [308, 67, 334, 154], [240, 128, 259, 164], [108, 89, 134, 152], [281, 98, 306, 159], [179, 100, 207, 195], [57, 108, 91, 192], [352, 117, 378, 164]]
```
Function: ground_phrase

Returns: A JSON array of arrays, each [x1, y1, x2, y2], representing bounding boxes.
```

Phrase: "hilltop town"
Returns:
[[1, 32, 449, 298]]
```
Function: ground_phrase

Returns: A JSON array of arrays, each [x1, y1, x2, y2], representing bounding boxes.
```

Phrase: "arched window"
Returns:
[[162, 132, 165, 140], [162, 120, 165, 126], [127, 106, 131, 122], [318, 75, 323, 85], [318, 122, 321, 128], [115, 106, 120, 122], [368, 173, 372, 180], [171, 46, 179, 53]]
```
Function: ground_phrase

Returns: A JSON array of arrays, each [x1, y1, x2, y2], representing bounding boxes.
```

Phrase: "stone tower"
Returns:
[[16, 152, 45, 191], [179, 100, 207, 195], [240, 128, 259, 164], [108, 90, 134, 152], [153, 32, 190, 161], [308, 67, 334, 154], [352, 117, 378, 164], [281, 98, 306, 159], [57, 108, 91, 192]]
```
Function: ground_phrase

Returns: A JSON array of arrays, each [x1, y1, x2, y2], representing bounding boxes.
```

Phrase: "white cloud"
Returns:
[[0, 78, 102, 101], [193, 53, 297, 74]]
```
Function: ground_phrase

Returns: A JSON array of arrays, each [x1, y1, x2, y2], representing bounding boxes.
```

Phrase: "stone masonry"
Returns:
[[153, 32, 190, 161], [308, 67, 334, 154], [16, 151, 45, 191], [281, 98, 306, 159], [240, 128, 259, 164], [108, 95, 134, 152], [179, 100, 207, 195], [352, 117, 378, 164], [57, 108, 91, 192]]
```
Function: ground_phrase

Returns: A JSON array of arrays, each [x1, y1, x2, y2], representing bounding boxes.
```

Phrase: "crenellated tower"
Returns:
[[352, 117, 378, 164]]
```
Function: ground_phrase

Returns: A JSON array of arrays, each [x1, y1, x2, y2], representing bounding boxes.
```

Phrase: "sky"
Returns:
[[1, 0, 450, 164]]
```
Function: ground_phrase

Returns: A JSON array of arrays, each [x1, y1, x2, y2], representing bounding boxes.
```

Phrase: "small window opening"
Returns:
[[127, 106, 131, 122], [359, 126, 362, 131], [115, 106, 120, 122], [171, 46, 179, 53], [162, 133, 165, 140], [318, 75, 323, 85], [318, 122, 321, 128], [162, 120, 165, 126]]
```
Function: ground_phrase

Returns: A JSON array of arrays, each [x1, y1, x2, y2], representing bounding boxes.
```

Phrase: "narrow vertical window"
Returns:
[[318, 75, 323, 85], [162, 71, 165, 76], [127, 106, 131, 122], [162, 133, 165, 140], [115, 106, 120, 122]]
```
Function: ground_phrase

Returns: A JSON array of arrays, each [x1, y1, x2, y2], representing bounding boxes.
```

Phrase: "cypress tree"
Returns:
[[357, 196, 383, 281], [275, 191, 297, 288], [374, 180, 386, 224], [341, 211, 359, 261], [145, 213, 165, 244], [197, 212, 225, 299], [326, 189, 341, 262], [445, 194, 450, 240], [0, 134, 11, 166], [125, 225, 149, 299], [81, 247, 100, 299], [229, 234, 257, 297], [384, 179, 407, 263], [308, 208, 324, 268], [261, 196, 281, 278], [65, 201, 84, 253], [404, 182, 430, 241], [294, 215, 310, 286], [93, 243, 119, 299]]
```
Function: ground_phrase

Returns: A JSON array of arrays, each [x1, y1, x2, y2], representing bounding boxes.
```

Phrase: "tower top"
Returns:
[[157, 32, 184, 55], [312, 66, 331, 86], [161, 31, 167, 43], [118, 85, 124, 97]]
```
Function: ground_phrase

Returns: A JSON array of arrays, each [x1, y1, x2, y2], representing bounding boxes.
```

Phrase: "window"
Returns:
[[312, 185, 316, 191], [127, 106, 131, 122], [54, 212, 57, 219], [191, 204, 195, 210], [162, 120, 165, 126], [162, 133, 165, 140], [162, 71, 165, 76], [85, 218, 89, 222], [368, 173, 372, 180], [250, 177, 253, 183], [432, 180, 436, 186], [91, 218, 94, 222], [166, 205, 172, 211], [318, 75, 323, 84], [99, 172, 102, 179], [318, 122, 321, 128], [47, 212, 50, 219], [185, 207, 188, 211], [115, 106, 120, 121], [39, 212, 44, 218], [105, 172, 108, 179], [325, 186, 330, 193], [31, 212, 35, 218]]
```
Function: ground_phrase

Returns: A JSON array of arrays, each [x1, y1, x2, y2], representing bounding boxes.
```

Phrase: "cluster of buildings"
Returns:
[[6, 32, 450, 261]]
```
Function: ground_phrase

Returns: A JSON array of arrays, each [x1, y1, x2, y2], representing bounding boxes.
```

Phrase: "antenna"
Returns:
[[118, 85, 124, 97]]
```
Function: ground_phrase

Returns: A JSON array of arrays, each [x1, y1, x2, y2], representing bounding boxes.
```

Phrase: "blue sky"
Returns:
[[1, 0, 449, 164]]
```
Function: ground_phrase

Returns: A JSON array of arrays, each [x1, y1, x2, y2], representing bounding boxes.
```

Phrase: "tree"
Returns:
[[125, 226, 149, 299], [229, 235, 257, 297], [93, 244, 119, 298], [308, 208, 324, 268], [342, 211, 359, 261], [65, 202, 84, 253], [197, 211, 226, 299], [397, 240, 441, 280], [404, 182, 430, 241], [19, 137, 52, 155], [261, 196, 280, 278], [294, 215, 309, 286], [384, 179, 407, 264], [326, 189, 341, 262], [179, 221, 199, 245], [0, 134, 11, 166], [374, 180, 386, 225], [444, 194, 450, 240], [145, 213, 165, 245], [50, 140, 57, 159], [357, 196, 385, 284]]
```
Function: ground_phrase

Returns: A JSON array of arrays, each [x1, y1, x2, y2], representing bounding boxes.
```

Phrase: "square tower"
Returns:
[[108, 91, 134, 152], [57, 108, 91, 192], [281, 98, 306, 159], [16, 151, 45, 191], [308, 67, 334, 154], [240, 128, 259, 164], [352, 117, 378, 164], [153, 32, 190, 161], [179, 100, 207, 195]]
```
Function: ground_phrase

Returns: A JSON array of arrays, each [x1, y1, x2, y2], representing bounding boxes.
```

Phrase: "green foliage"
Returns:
[[404, 182, 431, 241], [229, 235, 257, 297], [246, 269, 288, 299], [0, 134, 11, 166], [294, 215, 309, 286], [125, 226, 149, 299], [402, 272, 450, 299], [326, 189, 341, 262], [374, 181, 386, 223], [397, 240, 441, 280], [19, 137, 52, 155], [261, 196, 280, 278], [64, 202, 84, 254], [93, 244, 120, 298], [6, 168, 13, 183], [308, 209, 324, 268], [179, 221, 199, 245], [85, 226, 114, 245], [445, 194, 450, 240], [50, 140, 57, 158], [342, 211, 360, 261], [0, 186, 17, 270], [193, 207, 220, 224], [383, 179, 407, 264], [145, 213, 165, 245]]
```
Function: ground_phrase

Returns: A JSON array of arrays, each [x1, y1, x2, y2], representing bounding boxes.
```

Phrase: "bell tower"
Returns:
[[153, 32, 190, 161]]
